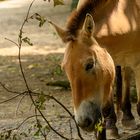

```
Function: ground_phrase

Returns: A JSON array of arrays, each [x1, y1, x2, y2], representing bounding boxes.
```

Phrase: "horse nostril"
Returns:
[[84, 118, 92, 127], [77, 117, 93, 128]]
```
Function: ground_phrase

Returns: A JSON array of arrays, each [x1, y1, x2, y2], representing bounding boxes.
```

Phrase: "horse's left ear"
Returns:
[[82, 14, 95, 37]]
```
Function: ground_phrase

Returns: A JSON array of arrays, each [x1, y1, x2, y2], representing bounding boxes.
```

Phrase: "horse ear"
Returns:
[[82, 14, 95, 37], [49, 21, 68, 43]]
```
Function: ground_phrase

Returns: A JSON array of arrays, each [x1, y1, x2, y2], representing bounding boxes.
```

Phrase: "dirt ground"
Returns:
[[0, 0, 140, 140]]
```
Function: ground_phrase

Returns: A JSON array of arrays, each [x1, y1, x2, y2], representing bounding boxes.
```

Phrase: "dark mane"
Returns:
[[66, 0, 105, 36], [66, 0, 118, 37]]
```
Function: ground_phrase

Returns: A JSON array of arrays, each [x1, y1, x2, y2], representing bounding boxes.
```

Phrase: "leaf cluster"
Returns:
[[53, 0, 64, 6], [31, 13, 46, 27], [22, 37, 33, 46], [34, 119, 50, 137], [35, 93, 46, 110], [95, 120, 103, 134], [45, 0, 64, 7], [0, 130, 28, 140]]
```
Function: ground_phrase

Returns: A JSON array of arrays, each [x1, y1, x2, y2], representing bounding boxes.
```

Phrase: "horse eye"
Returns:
[[85, 62, 94, 71]]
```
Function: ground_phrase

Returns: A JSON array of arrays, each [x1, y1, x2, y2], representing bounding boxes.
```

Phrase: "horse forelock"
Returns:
[[66, 0, 99, 37], [66, 0, 118, 39]]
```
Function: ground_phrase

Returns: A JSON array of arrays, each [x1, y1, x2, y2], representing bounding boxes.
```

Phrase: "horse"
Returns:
[[50, 14, 119, 139], [73, 0, 140, 130], [50, 0, 140, 139]]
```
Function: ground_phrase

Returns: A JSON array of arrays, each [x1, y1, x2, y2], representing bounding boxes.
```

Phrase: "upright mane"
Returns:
[[66, 0, 118, 37]]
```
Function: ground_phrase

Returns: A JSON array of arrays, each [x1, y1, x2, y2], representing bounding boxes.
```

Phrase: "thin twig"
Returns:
[[30, 91, 69, 139], [1, 0, 84, 139], [18, 0, 36, 47], [16, 115, 41, 130], [69, 119, 73, 140], [3, 115, 41, 133], [31, 91, 84, 140], [0, 92, 26, 105], [5, 38, 19, 47], [16, 1, 69, 139], [15, 92, 28, 116], [46, 95, 84, 140], [35, 108, 47, 140], [17, 0, 36, 91], [0, 82, 25, 95]]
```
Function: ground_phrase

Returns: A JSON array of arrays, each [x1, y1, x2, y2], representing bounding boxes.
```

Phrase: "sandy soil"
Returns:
[[0, 0, 140, 140]]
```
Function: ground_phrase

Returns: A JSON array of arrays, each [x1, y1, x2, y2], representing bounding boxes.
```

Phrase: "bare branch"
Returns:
[[32, 91, 84, 140], [0, 0, 84, 139], [69, 119, 73, 140], [0, 92, 26, 105], [15, 1, 70, 139], [45, 94, 84, 140], [5, 37, 19, 47], [15, 93, 28, 116], [35, 108, 47, 140], [0, 82, 24, 95], [18, 0, 36, 47], [29, 91, 69, 140], [16, 114, 41, 130]]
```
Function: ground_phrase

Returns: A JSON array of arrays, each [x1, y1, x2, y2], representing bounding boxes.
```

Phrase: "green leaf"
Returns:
[[53, 0, 64, 7], [35, 93, 46, 110], [43, 125, 50, 132], [34, 119, 43, 137], [22, 37, 33, 46], [34, 130, 40, 137], [54, 65, 63, 76], [32, 13, 46, 27], [13, 134, 20, 140], [39, 18, 46, 27], [20, 132, 28, 137], [37, 119, 42, 129], [27, 63, 40, 69], [95, 120, 103, 133]]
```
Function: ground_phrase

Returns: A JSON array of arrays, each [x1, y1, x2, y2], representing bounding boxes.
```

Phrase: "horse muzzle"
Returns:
[[74, 100, 102, 132]]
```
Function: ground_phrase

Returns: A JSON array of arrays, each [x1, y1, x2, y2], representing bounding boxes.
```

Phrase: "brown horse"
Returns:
[[50, 14, 119, 139], [74, 0, 140, 130], [50, 0, 140, 139]]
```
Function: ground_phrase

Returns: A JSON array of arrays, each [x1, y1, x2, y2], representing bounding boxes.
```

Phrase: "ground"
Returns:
[[0, 0, 140, 140]]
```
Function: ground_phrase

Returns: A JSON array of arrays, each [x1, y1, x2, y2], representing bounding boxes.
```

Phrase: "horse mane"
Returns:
[[66, 0, 118, 37]]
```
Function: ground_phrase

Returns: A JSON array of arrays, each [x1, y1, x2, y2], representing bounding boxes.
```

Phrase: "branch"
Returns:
[[31, 91, 84, 140], [5, 38, 19, 47], [35, 108, 47, 140], [45, 94, 84, 140], [15, 1, 70, 139], [1, 0, 84, 139], [16, 115, 41, 130], [0, 92, 26, 105], [0, 82, 25, 95], [29, 91, 69, 140], [15, 93, 28, 116], [69, 119, 73, 140]]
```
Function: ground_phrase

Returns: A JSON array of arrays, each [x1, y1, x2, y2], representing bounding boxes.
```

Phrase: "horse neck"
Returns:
[[66, 0, 140, 38], [95, 0, 140, 37]]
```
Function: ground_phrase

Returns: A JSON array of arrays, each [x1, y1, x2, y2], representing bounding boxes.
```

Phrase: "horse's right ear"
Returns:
[[49, 21, 77, 43], [49, 21, 68, 43]]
